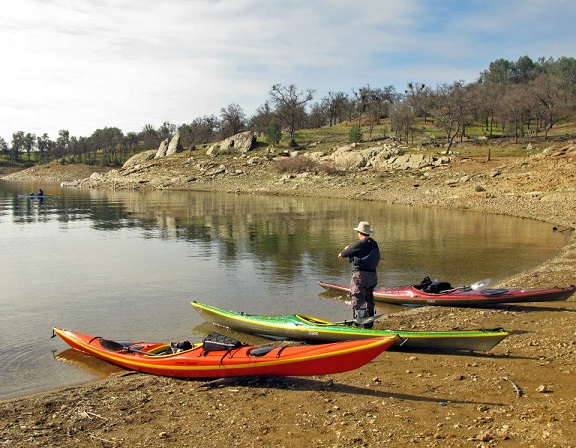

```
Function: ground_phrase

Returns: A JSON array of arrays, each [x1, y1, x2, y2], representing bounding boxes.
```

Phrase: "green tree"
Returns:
[[265, 119, 282, 145], [23, 133, 36, 161], [11, 131, 25, 161], [348, 125, 363, 143], [249, 101, 275, 134], [158, 121, 177, 141], [139, 124, 159, 149], [55, 129, 70, 159], [37, 133, 52, 162], [123, 132, 140, 157], [0, 137, 8, 160]]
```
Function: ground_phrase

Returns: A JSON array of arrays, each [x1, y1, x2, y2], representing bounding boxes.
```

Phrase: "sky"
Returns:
[[1, 0, 576, 143]]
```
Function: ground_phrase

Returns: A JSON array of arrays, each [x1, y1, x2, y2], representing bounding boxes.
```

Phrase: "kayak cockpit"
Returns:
[[294, 314, 334, 326], [96, 337, 194, 356]]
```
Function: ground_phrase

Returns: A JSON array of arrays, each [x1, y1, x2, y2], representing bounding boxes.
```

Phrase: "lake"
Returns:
[[0, 180, 569, 399]]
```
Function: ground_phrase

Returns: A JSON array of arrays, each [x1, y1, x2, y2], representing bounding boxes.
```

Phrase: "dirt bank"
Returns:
[[1, 146, 575, 447]]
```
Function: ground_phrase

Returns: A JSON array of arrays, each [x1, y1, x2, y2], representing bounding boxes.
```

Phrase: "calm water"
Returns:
[[0, 180, 569, 399]]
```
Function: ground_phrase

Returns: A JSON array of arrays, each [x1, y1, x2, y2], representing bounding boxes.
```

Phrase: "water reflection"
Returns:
[[2, 182, 568, 286]]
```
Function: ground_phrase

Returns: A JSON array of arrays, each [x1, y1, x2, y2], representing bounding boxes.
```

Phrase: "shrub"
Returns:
[[349, 125, 363, 143], [265, 120, 282, 145], [272, 156, 338, 175]]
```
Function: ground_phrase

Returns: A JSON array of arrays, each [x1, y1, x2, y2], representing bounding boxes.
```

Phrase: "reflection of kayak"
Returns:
[[318, 280, 576, 307], [191, 301, 508, 352], [54, 348, 124, 378], [17, 194, 60, 199], [52, 327, 397, 378]]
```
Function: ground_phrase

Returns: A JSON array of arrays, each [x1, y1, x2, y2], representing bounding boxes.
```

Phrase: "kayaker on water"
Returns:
[[338, 221, 380, 328]]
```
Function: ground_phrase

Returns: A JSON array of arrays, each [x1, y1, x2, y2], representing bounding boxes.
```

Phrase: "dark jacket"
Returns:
[[340, 238, 380, 272]]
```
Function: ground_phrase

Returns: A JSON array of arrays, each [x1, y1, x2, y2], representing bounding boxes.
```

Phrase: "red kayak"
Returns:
[[318, 280, 576, 307], [53, 327, 397, 378]]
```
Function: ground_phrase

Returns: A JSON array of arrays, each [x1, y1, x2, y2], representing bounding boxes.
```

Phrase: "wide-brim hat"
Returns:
[[353, 221, 375, 235]]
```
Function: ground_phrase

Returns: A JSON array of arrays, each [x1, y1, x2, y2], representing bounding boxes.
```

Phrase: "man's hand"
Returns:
[[338, 245, 349, 259]]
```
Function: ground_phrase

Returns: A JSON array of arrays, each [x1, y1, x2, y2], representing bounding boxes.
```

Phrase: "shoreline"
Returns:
[[2, 150, 576, 447]]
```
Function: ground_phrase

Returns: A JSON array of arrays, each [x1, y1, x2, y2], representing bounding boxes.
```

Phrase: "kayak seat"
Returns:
[[424, 282, 452, 294], [248, 346, 276, 357], [415, 276, 452, 294]]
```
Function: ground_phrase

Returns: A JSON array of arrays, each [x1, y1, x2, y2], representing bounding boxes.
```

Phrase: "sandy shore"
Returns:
[[1, 148, 576, 447]]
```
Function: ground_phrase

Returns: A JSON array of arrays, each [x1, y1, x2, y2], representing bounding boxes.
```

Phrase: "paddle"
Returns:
[[334, 313, 384, 326], [470, 278, 491, 290], [99, 338, 150, 354], [442, 278, 491, 293]]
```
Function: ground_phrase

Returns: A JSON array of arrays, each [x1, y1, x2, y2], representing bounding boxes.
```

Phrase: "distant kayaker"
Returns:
[[338, 221, 381, 328]]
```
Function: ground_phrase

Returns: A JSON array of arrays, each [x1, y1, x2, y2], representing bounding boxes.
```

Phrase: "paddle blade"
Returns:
[[471, 278, 491, 290], [354, 313, 385, 326], [334, 313, 385, 326]]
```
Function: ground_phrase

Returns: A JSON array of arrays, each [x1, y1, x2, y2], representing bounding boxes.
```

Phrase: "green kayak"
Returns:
[[191, 301, 508, 352]]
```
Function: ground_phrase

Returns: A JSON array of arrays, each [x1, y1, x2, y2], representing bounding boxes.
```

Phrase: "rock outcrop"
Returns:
[[318, 142, 448, 170], [123, 150, 156, 168], [207, 131, 256, 156], [154, 133, 183, 159]]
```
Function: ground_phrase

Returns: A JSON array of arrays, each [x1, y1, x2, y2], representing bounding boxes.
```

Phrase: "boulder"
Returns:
[[331, 151, 367, 169], [123, 150, 156, 168], [166, 133, 182, 156], [384, 153, 435, 169], [154, 138, 169, 159], [369, 147, 404, 168], [207, 131, 256, 156]]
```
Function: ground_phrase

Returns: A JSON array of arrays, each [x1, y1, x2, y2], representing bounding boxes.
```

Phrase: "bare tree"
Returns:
[[352, 85, 397, 138], [269, 84, 314, 147], [390, 101, 416, 143], [307, 100, 329, 128], [528, 73, 569, 139], [220, 103, 246, 138], [179, 115, 219, 148], [405, 82, 433, 124], [468, 81, 502, 136], [497, 83, 531, 142], [325, 91, 349, 126], [430, 82, 472, 153]]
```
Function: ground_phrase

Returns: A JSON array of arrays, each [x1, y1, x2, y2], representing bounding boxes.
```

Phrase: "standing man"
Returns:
[[338, 221, 380, 328]]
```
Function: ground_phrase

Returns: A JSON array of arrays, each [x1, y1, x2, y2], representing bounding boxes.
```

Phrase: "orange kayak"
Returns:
[[52, 327, 397, 378]]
